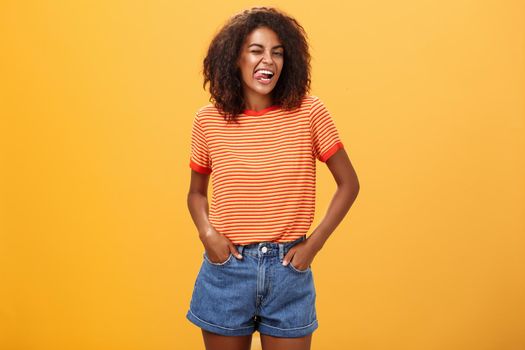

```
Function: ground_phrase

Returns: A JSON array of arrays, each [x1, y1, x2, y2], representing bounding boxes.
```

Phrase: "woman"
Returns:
[[186, 6, 359, 350]]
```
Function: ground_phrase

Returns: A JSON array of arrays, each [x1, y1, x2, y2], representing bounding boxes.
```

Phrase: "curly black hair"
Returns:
[[202, 6, 311, 123]]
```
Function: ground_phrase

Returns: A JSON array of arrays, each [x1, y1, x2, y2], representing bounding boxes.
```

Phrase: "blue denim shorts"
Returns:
[[186, 235, 318, 338]]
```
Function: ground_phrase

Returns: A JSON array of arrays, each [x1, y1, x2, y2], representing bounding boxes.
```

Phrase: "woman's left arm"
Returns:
[[307, 148, 360, 252], [283, 148, 359, 268]]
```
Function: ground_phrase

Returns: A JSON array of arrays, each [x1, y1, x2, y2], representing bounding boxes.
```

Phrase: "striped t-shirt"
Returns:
[[189, 95, 344, 245]]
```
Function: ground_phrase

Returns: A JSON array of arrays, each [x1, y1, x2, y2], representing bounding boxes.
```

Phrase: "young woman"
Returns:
[[186, 6, 359, 350]]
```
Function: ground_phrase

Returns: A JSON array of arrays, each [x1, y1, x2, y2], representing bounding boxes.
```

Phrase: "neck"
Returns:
[[243, 91, 274, 112]]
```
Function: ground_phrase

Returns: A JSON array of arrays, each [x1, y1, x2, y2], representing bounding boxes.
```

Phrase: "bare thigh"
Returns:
[[260, 333, 312, 350], [201, 329, 253, 350]]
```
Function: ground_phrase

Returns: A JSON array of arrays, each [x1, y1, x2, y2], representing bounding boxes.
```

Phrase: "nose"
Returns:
[[262, 50, 273, 64]]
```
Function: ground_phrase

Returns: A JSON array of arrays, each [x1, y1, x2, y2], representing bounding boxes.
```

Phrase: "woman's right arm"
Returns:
[[187, 169, 214, 241], [187, 170, 242, 261]]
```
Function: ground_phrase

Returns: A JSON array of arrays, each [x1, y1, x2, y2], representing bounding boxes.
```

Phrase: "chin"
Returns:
[[251, 85, 275, 95]]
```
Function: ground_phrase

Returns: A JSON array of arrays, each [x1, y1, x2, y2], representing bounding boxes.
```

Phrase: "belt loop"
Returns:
[[278, 243, 284, 262], [238, 245, 245, 255]]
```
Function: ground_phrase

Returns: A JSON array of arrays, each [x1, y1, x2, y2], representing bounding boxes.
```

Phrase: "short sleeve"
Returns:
[[309, 96, 344, 162], [189, 111, 212, 174]]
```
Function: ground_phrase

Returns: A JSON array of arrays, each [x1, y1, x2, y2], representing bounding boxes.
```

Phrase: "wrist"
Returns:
[[198, 226, 215, 241], [307, 232, 326, 252]]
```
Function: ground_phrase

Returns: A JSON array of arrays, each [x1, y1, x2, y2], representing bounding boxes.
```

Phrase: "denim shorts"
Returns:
[[186, 235, 318, 338]]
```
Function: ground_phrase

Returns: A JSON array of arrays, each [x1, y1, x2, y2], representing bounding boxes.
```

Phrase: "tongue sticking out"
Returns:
[[254, 71, 272, 80]]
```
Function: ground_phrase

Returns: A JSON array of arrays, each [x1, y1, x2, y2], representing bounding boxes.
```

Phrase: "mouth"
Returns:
[[253, 68, 275, 84]]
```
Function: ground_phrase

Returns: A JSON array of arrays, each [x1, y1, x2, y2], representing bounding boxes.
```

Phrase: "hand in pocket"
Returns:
[[201, 228, 242, 263]]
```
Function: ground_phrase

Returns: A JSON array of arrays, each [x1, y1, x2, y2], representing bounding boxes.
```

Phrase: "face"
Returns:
[[236, 26, 284, 99]]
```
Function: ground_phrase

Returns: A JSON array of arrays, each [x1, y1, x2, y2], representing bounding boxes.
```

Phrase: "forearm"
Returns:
[[308, 183, 359, 252], [187, 192, 213, 241]]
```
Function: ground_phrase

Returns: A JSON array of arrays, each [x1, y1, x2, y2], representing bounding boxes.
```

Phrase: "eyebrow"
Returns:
[[248, 43, 284, 50]]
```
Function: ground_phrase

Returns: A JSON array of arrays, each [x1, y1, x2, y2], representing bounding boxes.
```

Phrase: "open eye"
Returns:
[[273, 52, 283, 56]]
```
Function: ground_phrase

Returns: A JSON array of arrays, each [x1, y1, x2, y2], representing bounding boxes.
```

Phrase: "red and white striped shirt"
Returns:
[[189, 95, 344, 245]]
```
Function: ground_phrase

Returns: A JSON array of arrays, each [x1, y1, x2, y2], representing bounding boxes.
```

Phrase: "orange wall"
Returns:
[[1, 1, 524, 349]]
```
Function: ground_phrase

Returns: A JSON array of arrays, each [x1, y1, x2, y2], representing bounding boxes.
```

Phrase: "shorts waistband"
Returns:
[[236, 235, 306, 261]]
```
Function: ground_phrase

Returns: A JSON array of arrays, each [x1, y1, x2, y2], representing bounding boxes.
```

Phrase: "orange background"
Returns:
[[1, 1, 524, 349]]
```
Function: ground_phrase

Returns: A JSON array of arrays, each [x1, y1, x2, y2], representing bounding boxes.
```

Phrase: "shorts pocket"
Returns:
[[203, 251, 233, 266], [289, 261, 311, 273]]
